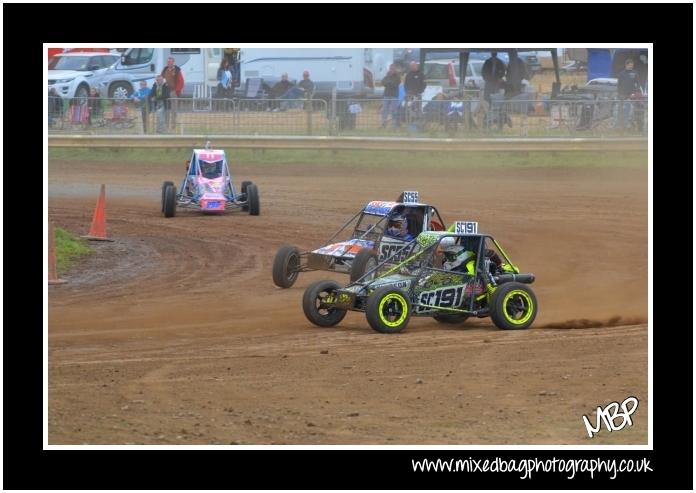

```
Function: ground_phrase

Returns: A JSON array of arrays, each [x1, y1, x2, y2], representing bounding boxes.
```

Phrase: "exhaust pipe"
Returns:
[[494, 273, 535, 284]]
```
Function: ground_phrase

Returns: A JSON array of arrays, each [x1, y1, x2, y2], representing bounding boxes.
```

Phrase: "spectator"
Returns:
[[216, 59, 233, 99], [297, 70, 315, 97], [269, 73, 293, 111], [404, 62, 426, 125], [615, 58, 642, 130], [381, 63, 401, 128], [481, 51, 506, 103], [149, 75, 170, 133], [131, 80, 151, 133], [277, 70, 315, 111], [87, 87, 103, 127], [48, 88, 64, 127], [161, 56, 184, 130], [505, 49, 529, 97], [404, 61, 426, 98]]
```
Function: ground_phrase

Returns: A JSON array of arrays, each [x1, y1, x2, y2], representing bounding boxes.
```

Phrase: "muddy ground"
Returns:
[[48, 155, 648, 445]]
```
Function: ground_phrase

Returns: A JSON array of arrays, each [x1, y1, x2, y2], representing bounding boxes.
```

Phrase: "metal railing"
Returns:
[[48, 95, 648, 139]]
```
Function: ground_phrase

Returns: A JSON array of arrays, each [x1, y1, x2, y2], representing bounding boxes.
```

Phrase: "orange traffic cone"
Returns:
[[535, 85, 545, 116], [82, 184, 114, 241], [48, 222, 68, 285]]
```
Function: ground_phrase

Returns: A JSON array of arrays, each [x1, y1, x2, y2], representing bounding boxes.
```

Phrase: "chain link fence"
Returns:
[[48, 94, 648, 138]]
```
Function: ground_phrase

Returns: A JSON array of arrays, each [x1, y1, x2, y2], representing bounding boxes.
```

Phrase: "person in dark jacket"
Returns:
[[504, 49, 528, 97], [614, 58, 642, 130], [481, 51, 506, 103], [149, 75, 170, 133], [404, 61, 426, 97], [381, 64, 401, 127]]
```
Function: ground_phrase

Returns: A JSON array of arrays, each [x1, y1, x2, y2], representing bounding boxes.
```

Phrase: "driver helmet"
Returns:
[[443, 245, 475, 271], [387, 213, 409, 237]]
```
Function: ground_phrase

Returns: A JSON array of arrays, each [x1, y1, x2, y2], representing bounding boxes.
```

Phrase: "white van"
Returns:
[[106, 48, 220, 98], [237, 48, 392, 98]]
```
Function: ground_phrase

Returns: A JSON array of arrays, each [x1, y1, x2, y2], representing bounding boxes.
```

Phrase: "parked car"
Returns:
[[560, 60, 587, 73], [47, 52, 121, 100], [423, 59, 485, 91]]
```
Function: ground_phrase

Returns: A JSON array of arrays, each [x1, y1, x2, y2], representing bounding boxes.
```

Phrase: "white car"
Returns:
[[423, 59, 485, 93], [48, 52, 122, 100]]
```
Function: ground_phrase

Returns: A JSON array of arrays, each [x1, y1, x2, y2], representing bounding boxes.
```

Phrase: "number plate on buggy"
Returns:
[[401, 191, 419, 203], [454, 221, 478, 234], [206, 201, 220, 209]]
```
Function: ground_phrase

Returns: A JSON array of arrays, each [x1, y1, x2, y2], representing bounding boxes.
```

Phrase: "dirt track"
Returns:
[[48, 156, 648, 444]]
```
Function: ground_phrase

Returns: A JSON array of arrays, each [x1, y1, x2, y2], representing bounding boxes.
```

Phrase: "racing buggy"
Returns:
[[302, 221, 538, 333], [272, 191, 446, 288], [161, 145, 260, 217]]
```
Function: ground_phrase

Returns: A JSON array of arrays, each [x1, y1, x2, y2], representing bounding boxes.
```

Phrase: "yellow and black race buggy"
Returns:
[[302, 222, 538, 333]]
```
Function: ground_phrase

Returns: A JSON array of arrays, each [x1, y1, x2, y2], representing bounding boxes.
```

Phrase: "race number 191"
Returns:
[[402, 191, 419, 203], [455, 221, 478, 234]]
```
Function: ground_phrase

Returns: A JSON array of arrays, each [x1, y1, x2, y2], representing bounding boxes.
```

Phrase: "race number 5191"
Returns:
[[455, 221, 478, 234], [402, 191, 419, 203]]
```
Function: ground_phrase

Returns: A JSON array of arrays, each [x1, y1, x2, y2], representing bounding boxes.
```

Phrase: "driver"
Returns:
[[385, 213, 414, 241], [442, 243, 477, 275]]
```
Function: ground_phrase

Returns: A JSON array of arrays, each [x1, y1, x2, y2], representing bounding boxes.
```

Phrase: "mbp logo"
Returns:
[[582, 396, 639, 438]]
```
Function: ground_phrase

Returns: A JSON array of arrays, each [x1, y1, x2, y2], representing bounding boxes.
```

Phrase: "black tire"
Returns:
[[109, 81, 132, 100], [302, 280, 347, 327], [246, 183, 260, 215], [365, 286, 412, 334], [350, 249, 379, 282], [490, 282, 537, 330], [433, 313, 470, 324], [161, 181, 174, 212], [272, 245, 301, 288], [240, 180, 252, 211], [74, 84, 90, 100], [163, 184, 177, 218]]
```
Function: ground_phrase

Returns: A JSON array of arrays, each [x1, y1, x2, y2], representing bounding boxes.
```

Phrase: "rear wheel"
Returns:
[[350, 249, 378, 282], [161, 181, 174, 212], [246, 183, 260, 215], [365, 286, 411, 334], [240, 180, 252, 211], [490, 282, 537, 330], [302, 280, 347, 327], [163, 184, 177, 218], [273, 245, 301, 288]]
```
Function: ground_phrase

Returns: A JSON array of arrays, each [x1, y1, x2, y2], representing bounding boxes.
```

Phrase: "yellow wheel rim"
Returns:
[[378, 293, 408, 327], [502, 290, 534, 325]]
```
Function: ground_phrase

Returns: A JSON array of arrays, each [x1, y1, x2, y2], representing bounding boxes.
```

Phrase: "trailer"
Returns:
[[235, 48, 393, 98]]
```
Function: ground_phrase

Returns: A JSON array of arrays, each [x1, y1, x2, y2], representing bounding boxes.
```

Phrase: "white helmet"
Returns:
[[443, 246, 475, 271]]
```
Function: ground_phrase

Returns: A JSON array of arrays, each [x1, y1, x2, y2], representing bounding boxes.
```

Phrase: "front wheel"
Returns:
[[350, 249, 378, 282], [161, 181, 174, 212], [490, 282, 537, 330], [273, 245, 301, 288], [302, 280, 347, 327], [365, 286, 411, 334], [163, 184, 177, 218], [246, 183, 260, 215]]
